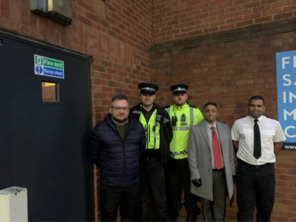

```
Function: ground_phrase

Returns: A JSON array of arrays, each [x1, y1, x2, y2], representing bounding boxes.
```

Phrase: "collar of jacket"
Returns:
[[173, 102, 188, 111], [104, 113, 137, 132], [134, 102, 165, 114]]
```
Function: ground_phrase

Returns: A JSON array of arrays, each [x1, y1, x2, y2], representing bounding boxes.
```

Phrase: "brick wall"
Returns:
[[0, 0, 153, 221], [150, 19, 296, 221], [153, 0, 296, 43]]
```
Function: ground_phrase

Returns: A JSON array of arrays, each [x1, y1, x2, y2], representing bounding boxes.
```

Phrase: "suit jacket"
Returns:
[[187, 119, 235, 201]]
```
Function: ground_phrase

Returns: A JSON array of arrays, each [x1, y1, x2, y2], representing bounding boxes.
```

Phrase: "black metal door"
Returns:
[[0, 30, 93, 221]]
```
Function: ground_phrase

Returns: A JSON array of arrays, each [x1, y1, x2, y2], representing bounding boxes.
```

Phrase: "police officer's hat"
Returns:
[[138, 82, 159, 95], [170, 84, 189, 94]]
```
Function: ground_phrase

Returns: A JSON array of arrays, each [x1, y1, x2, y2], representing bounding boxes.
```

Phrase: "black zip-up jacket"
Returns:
[[89, 114, 146, 187], [130, 103, 173, 164]]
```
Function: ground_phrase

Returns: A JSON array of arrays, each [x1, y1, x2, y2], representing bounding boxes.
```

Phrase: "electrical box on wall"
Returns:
[[30, 0, 72, 26]]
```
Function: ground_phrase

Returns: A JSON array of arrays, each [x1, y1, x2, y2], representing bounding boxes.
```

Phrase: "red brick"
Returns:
[[1, 0, 10, 18], [236, 79, 254, 85], [217, 2, 233, 9], [274, 12, 293, 20], [210, 0, 226, 6], [219, 23, 235, 30], [218, 12, 234, 20], [244, 12, 262, 20], [10, 0, 19, 31], [271, 0, 291, 9], [255, 16, 272, 23], [166, 0, 179, 7], [226, 16, 243, 23], [264, 8, 282, 16], [173, 3, 187, 10], [235, 9, 252, 16], [203, 16, 217, 23], [236, 20, 253, 27]]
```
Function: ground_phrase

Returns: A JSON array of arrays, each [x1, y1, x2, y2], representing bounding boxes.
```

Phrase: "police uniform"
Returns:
[[131, 83, 173, 221], [165, 84, 203, 222]]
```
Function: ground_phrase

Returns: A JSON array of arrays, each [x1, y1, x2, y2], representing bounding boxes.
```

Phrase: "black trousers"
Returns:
[[237, 159, 275, 222], [134, 157, 168, 221], [100, 182, 139, 221], [170, 158, 199, 219]]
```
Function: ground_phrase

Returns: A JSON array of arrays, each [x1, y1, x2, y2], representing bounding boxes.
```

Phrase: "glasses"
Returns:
[[111, 106, 129, 112]]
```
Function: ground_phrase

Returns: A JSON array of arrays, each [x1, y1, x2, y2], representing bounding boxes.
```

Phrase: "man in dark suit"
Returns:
[[187, 102, 235, 221]]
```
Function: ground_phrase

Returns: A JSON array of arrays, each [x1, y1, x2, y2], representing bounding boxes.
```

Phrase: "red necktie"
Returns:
[[211, 126, 222, 170]]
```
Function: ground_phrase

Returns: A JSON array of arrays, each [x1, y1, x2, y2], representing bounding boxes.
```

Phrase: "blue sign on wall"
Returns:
[[276, 50, 296, 150]]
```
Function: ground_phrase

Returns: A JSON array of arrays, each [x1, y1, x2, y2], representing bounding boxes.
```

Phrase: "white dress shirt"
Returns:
[[231, 115, 286, 165]]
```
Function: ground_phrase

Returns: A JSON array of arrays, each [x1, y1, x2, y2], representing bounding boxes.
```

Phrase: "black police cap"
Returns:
[[170, 84, 189, 94], [138, 82, 159, 95]]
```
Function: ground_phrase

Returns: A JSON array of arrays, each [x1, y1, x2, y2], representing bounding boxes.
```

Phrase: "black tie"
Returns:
[[254, 119, 261, 159]]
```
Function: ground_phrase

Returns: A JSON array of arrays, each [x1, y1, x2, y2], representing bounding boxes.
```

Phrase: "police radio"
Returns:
[[172, 116, 177, 126], [153, 114, 162, 131]]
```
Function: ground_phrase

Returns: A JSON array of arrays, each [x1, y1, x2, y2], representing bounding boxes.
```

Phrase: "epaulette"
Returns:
[[164, 105, 171, 109], [189, 105, 198, 109]]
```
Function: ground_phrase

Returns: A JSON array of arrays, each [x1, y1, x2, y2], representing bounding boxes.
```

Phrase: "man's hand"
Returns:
[[192, 178, 202, 187]]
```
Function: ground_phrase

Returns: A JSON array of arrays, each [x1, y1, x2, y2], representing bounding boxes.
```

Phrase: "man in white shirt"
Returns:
[[231, 95, 286, 222]]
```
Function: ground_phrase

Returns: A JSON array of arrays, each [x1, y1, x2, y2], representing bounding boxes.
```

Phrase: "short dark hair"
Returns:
[[248, 95, 265, 105], [204, 102, 217, 109], [111, 93, 129, 106]]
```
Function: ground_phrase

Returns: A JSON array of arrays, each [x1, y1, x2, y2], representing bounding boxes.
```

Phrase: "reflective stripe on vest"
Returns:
[[171, 150, 188, 156], [139, 110, 160, 149]]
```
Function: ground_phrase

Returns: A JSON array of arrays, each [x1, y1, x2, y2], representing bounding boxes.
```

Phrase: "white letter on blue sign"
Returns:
[[283, 74, 292, 86], [284, 126, 296, 138], [290, 92, 296, 103], [282, 57, 290, 69], [284, 108, 296, 120]]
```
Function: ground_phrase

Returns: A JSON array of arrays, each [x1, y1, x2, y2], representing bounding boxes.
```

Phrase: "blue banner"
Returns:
[[276, 50, 296, 150]]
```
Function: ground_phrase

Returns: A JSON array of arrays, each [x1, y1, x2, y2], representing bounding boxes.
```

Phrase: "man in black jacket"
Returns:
[[89, 93, 146, 222], [131, 83, 173, 221]]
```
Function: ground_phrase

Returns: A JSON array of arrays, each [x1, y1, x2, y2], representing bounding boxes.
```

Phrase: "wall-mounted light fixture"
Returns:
[[30, 0, 72, 26]]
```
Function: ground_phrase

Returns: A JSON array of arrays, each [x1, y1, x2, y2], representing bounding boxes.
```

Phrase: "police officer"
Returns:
[[131, 82, 173, 221], [165, 84, 203, 222]]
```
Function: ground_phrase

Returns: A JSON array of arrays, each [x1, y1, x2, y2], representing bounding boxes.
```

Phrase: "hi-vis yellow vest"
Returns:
[[139, 109, 160, 149], [166, 103, 203, 159]]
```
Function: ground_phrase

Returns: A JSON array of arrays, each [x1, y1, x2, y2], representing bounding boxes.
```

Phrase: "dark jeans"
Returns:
[[237, 159, 275, 222], [134, 157, 168, 221], [170, 158, 199, 220], [100, 182, 139, 221]]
